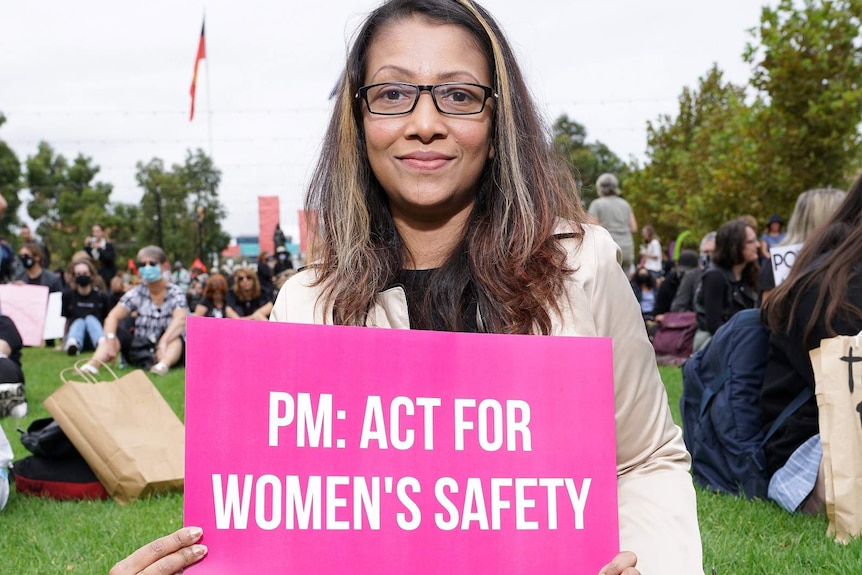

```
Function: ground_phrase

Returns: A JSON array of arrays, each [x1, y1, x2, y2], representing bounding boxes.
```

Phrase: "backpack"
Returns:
[[652, 311, 697, 365], [680, 308, 812, 499]]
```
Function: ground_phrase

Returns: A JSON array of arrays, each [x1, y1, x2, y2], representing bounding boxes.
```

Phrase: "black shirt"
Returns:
[[61, 288, 109, 323]]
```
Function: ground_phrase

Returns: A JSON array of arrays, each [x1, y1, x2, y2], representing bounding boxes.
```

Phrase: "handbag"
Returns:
[[18, 417, 79, 459], [126, 334, 157, 370], [810, 334, 862, 542], [652, 311, 697, 362], [42, 362, 185, 504]]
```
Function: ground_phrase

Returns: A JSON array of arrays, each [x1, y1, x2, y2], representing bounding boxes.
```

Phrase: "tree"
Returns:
[[24, 142, 114, 265], [134, 149, 229, 265], [744, 0, 862, 202], [552, 115, 630, 206], [0, 113, 24, 238], [626, 66, 758, 243]]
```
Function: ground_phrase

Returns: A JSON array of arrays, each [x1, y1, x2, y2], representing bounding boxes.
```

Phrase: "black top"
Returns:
[[394, 269, 479, 332], [228, 292, 270, 318], [61, 288, 109, 323], [197, 297, 229, 318], [761, 270, 862, 476], [654, 268, 683, 316], [695, 265, 757, 334]]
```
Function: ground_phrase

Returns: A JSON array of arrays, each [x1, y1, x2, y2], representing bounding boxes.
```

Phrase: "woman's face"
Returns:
[[742, 225, 759, 263], [361, 17, 494, 228]]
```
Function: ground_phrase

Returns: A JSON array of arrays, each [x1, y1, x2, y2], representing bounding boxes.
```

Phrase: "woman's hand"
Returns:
[[109, 527, 206, 575], [598, 551, 639, 575]]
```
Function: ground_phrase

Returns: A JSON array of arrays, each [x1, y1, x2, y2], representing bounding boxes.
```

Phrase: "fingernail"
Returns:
[[192, 544, 208, 557], [188, 527, 203, 540]]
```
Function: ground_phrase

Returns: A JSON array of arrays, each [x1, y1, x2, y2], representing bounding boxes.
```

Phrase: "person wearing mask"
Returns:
[[111, 1, 702, 573], [670, 232, 715, 313], [19, 224, 50, 269], [80, 245, 188, 377], [61, 258, 109, 355], [84, 224, 117, 289], [273, 245, 293, 275], [14, 242, 62, 293], [693, 220, 759, 351]]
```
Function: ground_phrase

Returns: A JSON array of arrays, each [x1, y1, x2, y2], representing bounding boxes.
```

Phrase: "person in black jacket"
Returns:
[[761, 172, 862, 515], [693, 220, 759, 351]]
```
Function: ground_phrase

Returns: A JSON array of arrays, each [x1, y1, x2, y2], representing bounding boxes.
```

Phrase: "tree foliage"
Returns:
[[24, 141, 114, 265], [552, 115, 630, 206], [0, 113, 24, 238], [134, 149, 230, 267], [626, 0, 862, 246]]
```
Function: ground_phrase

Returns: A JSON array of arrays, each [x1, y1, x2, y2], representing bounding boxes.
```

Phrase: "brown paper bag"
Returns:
[[43, 366, 185, 504], [811, 336, 862, 542]]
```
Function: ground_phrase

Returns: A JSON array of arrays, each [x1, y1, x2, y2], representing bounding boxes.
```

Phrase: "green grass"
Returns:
[[2, 350, 861, 573]]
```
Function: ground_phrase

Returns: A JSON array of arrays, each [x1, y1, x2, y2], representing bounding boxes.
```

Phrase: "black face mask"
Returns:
[[19, 255, 34, 269], [75, 275, 92, 287], [637, 275, 651, 286]]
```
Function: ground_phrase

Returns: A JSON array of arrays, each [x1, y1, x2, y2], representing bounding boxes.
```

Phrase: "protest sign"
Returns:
[[0, 284, 49, 346], [43, 291, 65, 340], [185, 317, 618, 574], [770, 242, 803, 288]]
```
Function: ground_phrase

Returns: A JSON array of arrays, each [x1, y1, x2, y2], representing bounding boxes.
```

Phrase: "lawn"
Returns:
[[2, 348, 861, 573]]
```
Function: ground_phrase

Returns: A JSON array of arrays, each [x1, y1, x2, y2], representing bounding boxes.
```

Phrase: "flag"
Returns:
[[189, 19, 206, 121]]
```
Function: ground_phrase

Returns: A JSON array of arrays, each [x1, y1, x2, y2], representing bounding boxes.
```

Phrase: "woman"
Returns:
[[227, 269, 272, 320], [112, 1, 701, 574], [638, 225, 662, 279], [759, 188, 845, 304], [631, 266, 657, 321], [84, 224, 117, 290], [80, 245, 188, 377], [760, 174, 862, 515], [61, 258, 109, 355], [588, 173, 637, 275], [759, 214, 786, 260], [693, 219, 759, 351], [193, 274, 238, 319], [13, 241, 63, 293]]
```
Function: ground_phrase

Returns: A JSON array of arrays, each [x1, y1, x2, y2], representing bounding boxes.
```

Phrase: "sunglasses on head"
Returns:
[[137, 261, 159, 268]]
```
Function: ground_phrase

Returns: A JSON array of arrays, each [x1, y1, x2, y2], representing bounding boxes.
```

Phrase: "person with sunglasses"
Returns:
[[110, 1, 701, 573], [80, 246, 188, 377], [227, 269, 272, 321], [192, 273, 238, 319]]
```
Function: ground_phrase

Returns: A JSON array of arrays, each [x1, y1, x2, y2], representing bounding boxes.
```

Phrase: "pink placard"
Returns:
[[185, 317, 618, 574], [0, 284, 49, 346]]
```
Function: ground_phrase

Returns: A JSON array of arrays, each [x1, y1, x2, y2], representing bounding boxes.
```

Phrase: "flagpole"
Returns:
[[204, 11, 213, 158]]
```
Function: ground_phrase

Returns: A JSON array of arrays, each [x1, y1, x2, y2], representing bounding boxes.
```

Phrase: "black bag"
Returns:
[[18, 418, 79, 459], [125, 335, 157, 370], [15, 417, 108, 500]]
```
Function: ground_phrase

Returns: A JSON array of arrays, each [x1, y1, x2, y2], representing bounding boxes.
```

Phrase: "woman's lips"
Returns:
[[398, 151, 453, 171]]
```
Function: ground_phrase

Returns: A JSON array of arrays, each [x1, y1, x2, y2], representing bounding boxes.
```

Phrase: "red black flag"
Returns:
[[189, 19, 206, 121]]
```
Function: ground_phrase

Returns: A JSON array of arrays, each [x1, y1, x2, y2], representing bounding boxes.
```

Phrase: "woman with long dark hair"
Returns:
[[111, 1, 701, 573], [761, 173, 862, 515]]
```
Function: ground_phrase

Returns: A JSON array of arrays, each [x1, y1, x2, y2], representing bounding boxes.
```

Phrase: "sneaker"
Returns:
[[78, 363, 99, 376], [64, 338, 80, 356], [149, 362, 169, 376]]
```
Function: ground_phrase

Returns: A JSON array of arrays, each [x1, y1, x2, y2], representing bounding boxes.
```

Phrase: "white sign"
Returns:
[[771, 243, 803, 287]]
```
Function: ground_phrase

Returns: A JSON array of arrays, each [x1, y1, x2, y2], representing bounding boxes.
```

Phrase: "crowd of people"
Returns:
[[0, 220, 297, 380], [591, 171, 860, 522], [0, 0, 859, 573]]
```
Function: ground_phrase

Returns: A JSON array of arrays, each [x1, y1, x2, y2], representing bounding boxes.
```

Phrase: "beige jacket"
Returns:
[[271, 223, 704, 574]]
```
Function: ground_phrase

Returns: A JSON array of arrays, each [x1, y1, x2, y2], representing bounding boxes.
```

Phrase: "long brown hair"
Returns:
[[763, 173, 862, 345], [306, 0, 585, 334]]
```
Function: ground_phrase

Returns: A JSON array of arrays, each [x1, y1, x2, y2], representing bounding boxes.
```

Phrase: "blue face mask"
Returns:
[[139, 265, 162, 284]]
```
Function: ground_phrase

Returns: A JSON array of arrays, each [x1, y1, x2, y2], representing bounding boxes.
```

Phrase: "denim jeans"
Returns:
[[65, 315, 104, 351]]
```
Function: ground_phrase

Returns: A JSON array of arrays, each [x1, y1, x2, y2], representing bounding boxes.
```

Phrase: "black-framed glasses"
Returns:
[[356, 82, 497, 116], [137, 261, 159, 268]]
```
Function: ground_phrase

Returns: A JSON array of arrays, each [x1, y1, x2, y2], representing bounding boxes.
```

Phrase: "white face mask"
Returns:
[[139, 265, 162, 284]]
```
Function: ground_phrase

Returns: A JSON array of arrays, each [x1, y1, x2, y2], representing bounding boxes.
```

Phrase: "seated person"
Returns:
[[193, 274, 238, 319], [80, 246, 188, 377], [654, 249, 698, 319], [630, 267, 657, 321], [0, 315, 26, 419], [760, 173, 862, 515], [228, 269, 273, 321], [62, 259, 109, 355]]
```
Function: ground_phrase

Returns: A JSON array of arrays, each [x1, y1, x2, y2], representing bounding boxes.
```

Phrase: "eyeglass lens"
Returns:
[[363, 83, 490, 115]]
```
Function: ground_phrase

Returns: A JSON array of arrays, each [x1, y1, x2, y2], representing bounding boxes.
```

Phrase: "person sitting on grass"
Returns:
[[62, 258, 109, 356], [80, 246, 188, 377], [193, 273, 238, 319], [227, 268, 273, 321]]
